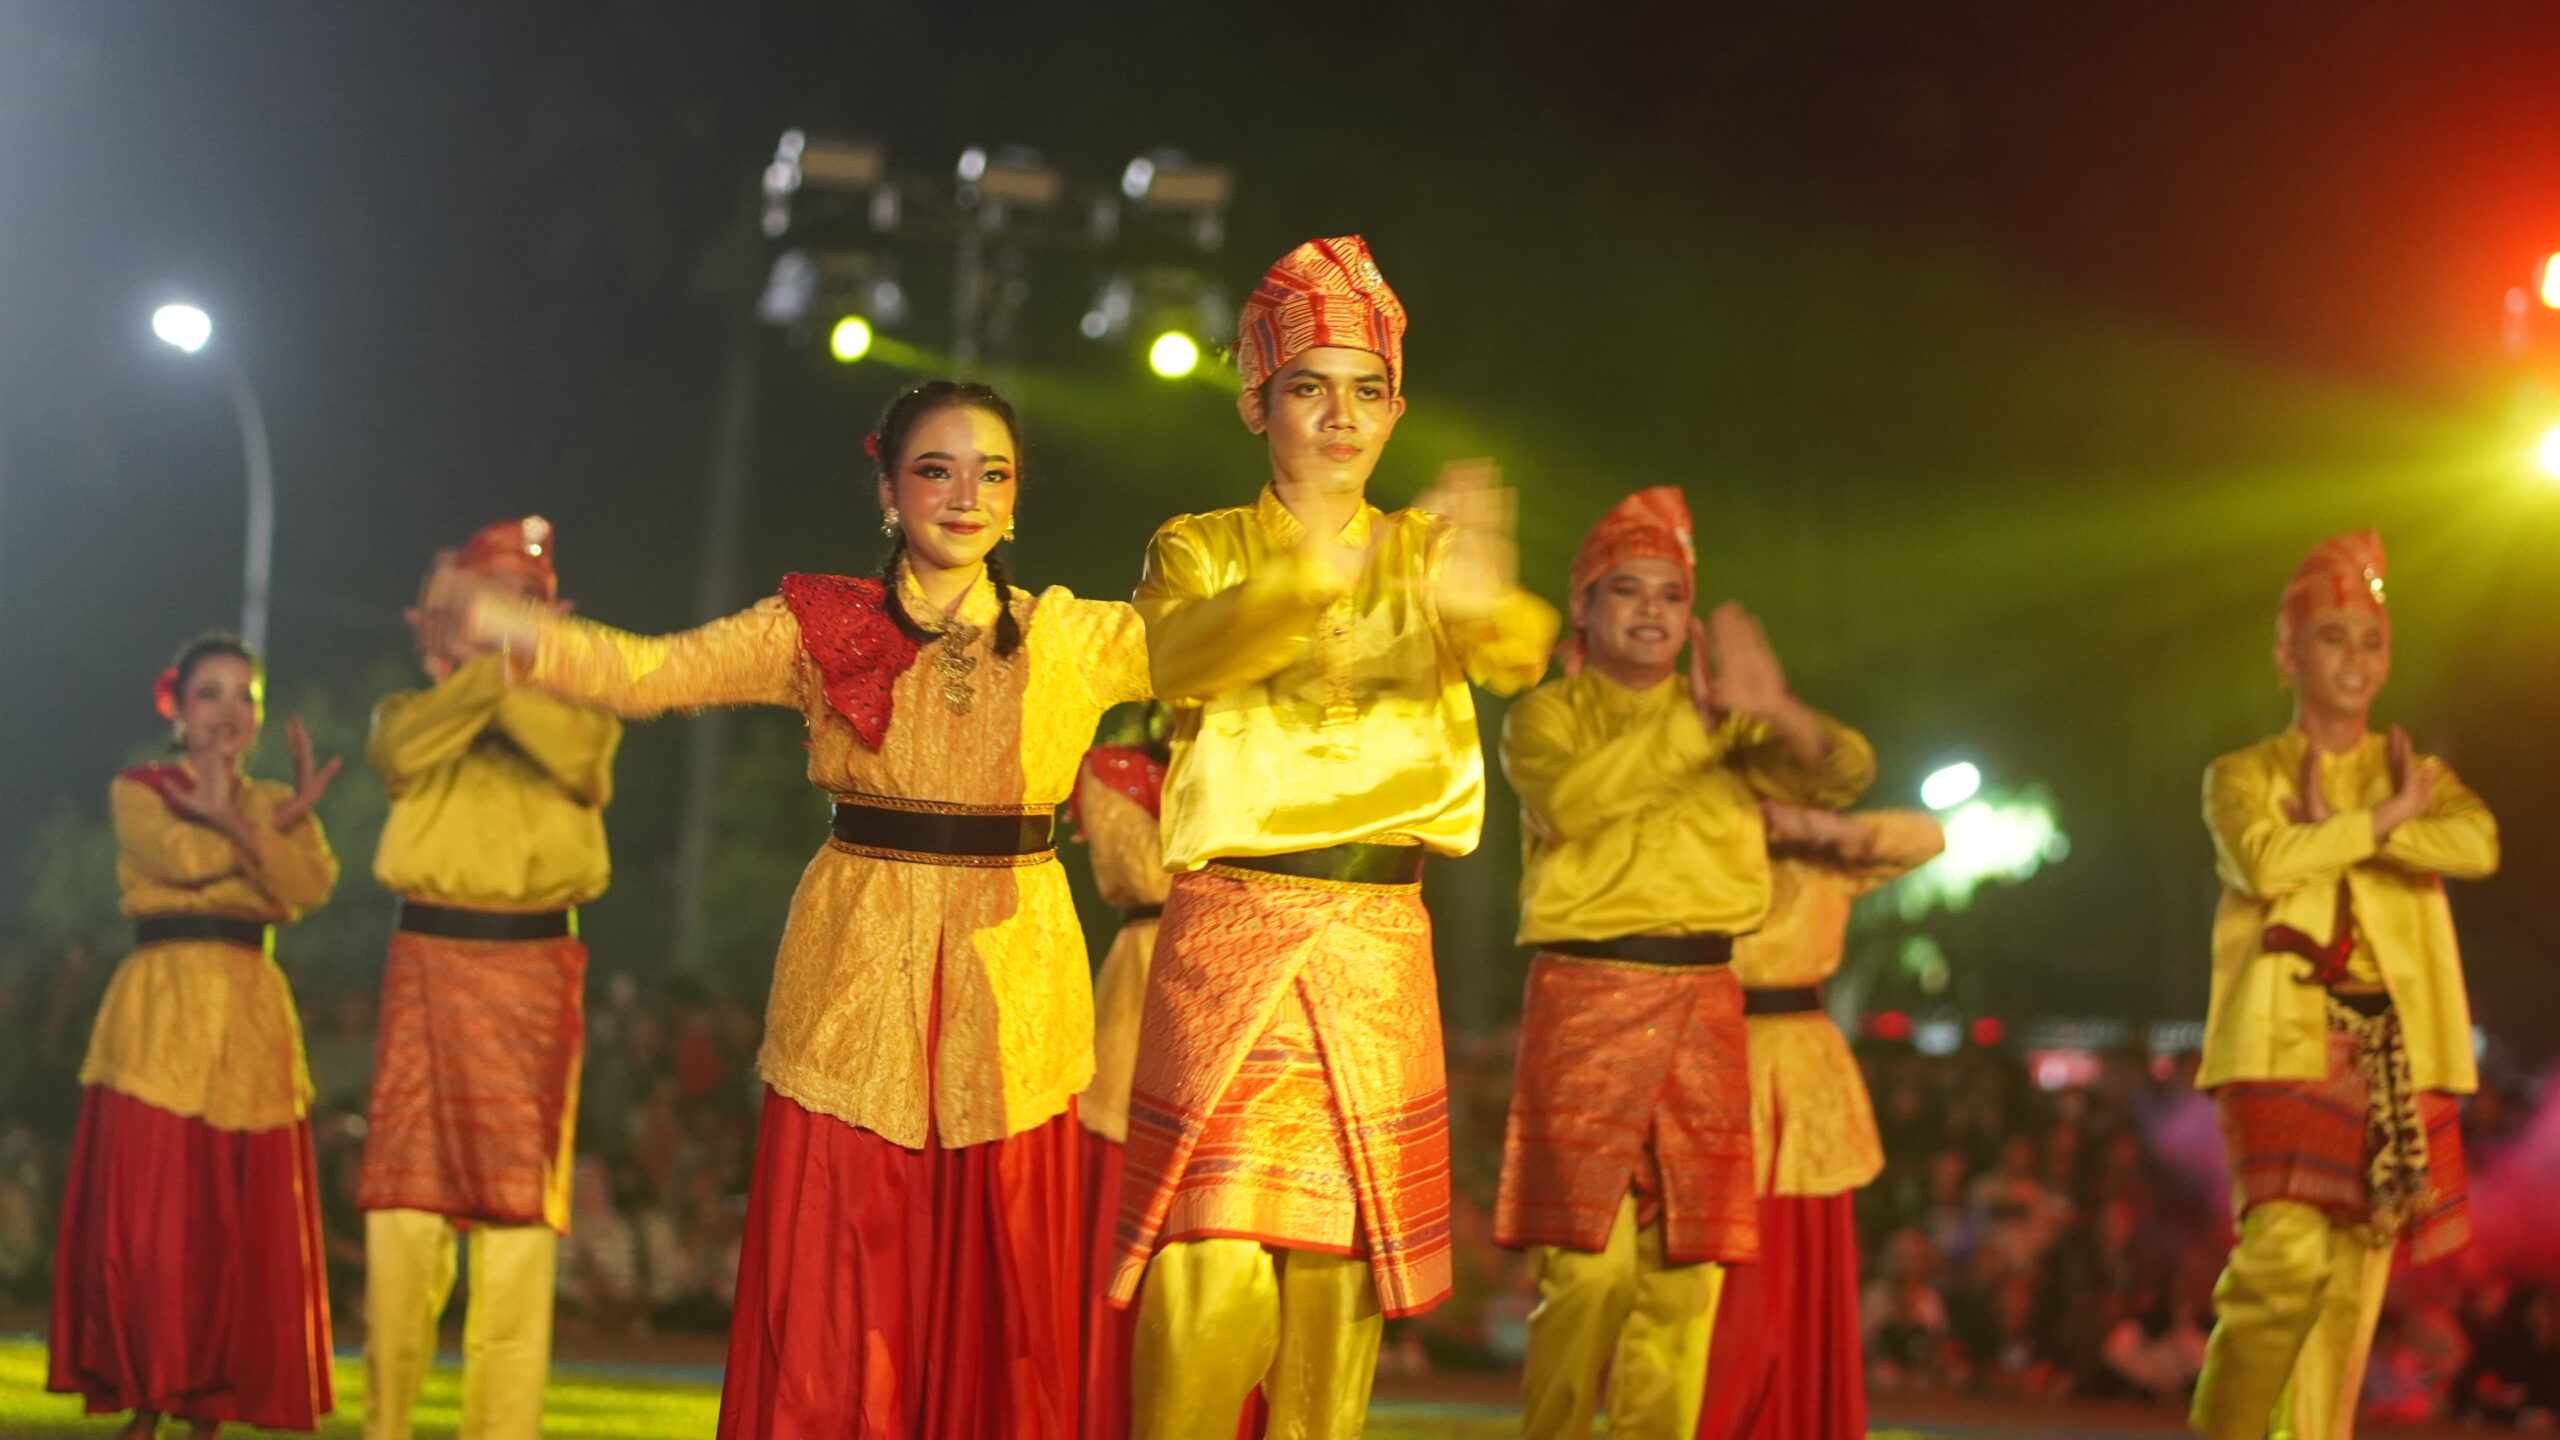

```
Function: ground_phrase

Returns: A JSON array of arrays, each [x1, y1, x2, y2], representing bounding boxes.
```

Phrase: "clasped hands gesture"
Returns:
[[163, 715, 342, 843], [2284, 725, 2436, 842], [1298, 459, 1522, 616], [406, 551, 554, 680]]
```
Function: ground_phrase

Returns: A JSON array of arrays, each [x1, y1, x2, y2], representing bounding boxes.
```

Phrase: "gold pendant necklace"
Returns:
[[930, 619, 982, 714]]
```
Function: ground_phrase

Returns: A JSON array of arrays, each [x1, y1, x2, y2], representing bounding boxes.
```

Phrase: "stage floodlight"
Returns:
[[1148, 331, 1200, 379], [964, 146, 1061, 207], [2542, 253, 2560, 310], [2538, 423, 2560, 481], [1920, 761, 1981, 811], [829, 315, 874, 364]]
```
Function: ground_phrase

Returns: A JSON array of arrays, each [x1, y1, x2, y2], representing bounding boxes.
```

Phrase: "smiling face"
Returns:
[[1581, 556, 1693, 684], [177, 652, 261, 764], [2278, 603, 2389, 725], [875, 404, 1018, 574], [1238, 345, 1405, 497]]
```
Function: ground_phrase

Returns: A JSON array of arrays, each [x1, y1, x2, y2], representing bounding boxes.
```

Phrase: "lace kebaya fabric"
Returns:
[[81, 769, 337, 1132], [1730, 812, 1941, 1198], [523, 568, 1151, 1148]]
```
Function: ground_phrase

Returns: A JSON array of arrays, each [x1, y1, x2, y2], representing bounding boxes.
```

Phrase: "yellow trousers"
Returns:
[[363, 1208, 558, 1440], [1520, 1194, 1722, 1440], [2191, 1199, 2393, 1440], [1130, 1239, 1382, 1440]]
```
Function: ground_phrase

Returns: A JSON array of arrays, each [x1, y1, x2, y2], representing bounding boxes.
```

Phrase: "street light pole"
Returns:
[[215, 353, 275, 655], [152, 303, 275, 655]]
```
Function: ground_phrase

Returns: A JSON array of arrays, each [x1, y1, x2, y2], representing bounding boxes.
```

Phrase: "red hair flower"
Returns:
[[862, 431, 883, 461], [152, 666, 180, 721]]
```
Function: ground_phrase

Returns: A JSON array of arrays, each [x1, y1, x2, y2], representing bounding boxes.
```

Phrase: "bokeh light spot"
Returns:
[[828, 315, 874, 364], [1148, 330, 1200, 379]]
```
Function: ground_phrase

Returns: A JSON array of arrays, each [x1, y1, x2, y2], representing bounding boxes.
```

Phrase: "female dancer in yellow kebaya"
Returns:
[[420, 379, 1151, 1440], [49, 632, 343, 1438]]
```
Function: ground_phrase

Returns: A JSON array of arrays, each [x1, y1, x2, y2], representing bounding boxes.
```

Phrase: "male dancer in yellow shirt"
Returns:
[[2189, 531, 2496, 1440], [1109, 236, 1558, 1440], [359, 517, 621, 1440], [1497, 487, 1873, 1440]]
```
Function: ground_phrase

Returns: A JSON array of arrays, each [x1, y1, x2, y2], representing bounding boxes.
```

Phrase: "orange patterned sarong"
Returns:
[[357, 929, 584, 1230], [1495, 953, 1758, 1265], [1108, 867, 1451, 1318]]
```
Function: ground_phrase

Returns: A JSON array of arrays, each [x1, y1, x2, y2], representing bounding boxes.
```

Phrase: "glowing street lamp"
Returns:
[[828, 315, 875, 363], [1920, 761, 1981, 811], [152, 303, 212, 353], [1148, 330, 1201, 379], [150, 302, 275, 655]]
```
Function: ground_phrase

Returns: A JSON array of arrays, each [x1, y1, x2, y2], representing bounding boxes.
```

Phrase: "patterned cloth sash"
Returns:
[[1108, 867, 1451, 1318], [2262, 880, 2358, 990], [2216, 994, 2469, 1263]]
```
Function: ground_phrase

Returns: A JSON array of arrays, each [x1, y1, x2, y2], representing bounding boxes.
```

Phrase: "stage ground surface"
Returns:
[[0, 1338, 2487, 1438]]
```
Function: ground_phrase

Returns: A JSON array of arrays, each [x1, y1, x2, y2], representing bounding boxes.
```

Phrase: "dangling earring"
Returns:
[[1002, 515, 1016, 542], [881, 506, 900, 538]]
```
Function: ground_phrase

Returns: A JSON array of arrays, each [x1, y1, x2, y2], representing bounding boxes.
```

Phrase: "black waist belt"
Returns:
[[1216, 842, 1426, 887], [135, 914, 270, 950], [1744, 984, 1826, 1016], [1546, 933, 1734, 968], [1121, 905, 1164, 922], [396, 900, 574, 943], [2331, 989, 2392, 1019], [830, 799, 1055, 863]]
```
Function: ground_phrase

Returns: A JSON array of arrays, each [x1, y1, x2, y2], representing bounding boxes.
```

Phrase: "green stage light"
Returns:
[[829, 315, 874, 363], [1148, 330, 1200, 379]]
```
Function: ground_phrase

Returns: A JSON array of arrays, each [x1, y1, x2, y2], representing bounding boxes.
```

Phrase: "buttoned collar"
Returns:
[[896, 560, 1001, 631], [1253, 483, 1377, 550]]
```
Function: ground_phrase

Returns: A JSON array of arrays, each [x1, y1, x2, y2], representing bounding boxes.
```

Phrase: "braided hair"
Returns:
[[871, 379, 1025, 659]]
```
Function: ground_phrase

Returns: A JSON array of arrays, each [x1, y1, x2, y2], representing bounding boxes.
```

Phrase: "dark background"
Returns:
[[2, 2, 2554, 1054]]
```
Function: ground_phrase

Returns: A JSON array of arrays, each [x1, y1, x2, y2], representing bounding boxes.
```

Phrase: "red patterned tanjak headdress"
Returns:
[[457, 515, 559, 600], [1235, 235, 1407, 395], [1559, 486, 1696, 675], [2276, 528, 2386, 652]]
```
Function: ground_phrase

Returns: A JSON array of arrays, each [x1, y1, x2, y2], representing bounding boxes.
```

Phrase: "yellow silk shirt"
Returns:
[[2199, 728, 2498, 1095], [1731, 810, 1941, 1196], [1073, 771, 1169, 1145], [1504, 669, 1876, 945], [369, 655, 620, 910], [521, 569, 1152, 1148], [1134, 485, 1559, 871], [84, 770, 339, 1131]]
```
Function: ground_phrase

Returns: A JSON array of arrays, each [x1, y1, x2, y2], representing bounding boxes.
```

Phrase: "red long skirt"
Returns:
[[718, 1088, 1081, 1440], [1696, 1193, 1862, 1440], [47, 1087, 334, 1430], [1080, 1128, 1135, 1440]]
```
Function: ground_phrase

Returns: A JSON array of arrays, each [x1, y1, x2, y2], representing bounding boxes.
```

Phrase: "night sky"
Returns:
[[3, 3, 2556, 1055]]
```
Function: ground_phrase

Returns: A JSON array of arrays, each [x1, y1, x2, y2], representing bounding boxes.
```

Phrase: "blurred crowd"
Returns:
[[1, 945, 2556, 1428]]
